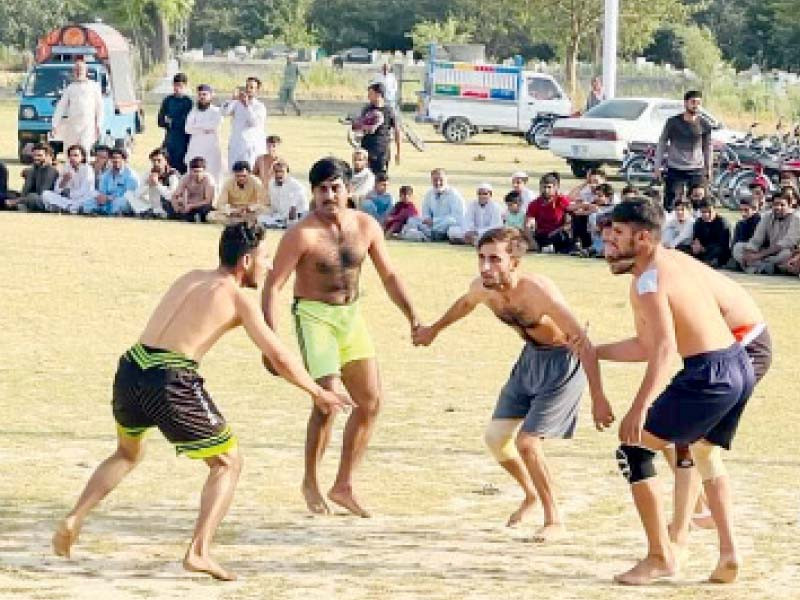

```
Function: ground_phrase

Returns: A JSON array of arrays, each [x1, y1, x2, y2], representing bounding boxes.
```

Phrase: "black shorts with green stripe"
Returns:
[[112, 343, 237, 459]]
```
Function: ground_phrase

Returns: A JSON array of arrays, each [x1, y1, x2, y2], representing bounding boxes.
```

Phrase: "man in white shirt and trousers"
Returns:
[[51, 59, 104, 156], [259, 159, 309, 228], [449, 182, 504, 245], [42, 144, 95, 213], [222, 77, 267, 170], [185, 84, 224, 190]]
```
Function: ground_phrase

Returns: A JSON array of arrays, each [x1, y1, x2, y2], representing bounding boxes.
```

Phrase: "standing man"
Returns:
[[222, 77, 267, 171], [185, 84, 224, 189], [278, 56, 305, 116], [158, 72, 193, 173], [586, 76, 604, 111], [52, 223, 351, 581], [655, 90, 712, 212], [373, 63, 398, 108], [575, 200, 755, 585], [51, 59, 103, 156], [413, 227, 611, 539], [262, 157, 419, 518], [356, 82, 400, 176]]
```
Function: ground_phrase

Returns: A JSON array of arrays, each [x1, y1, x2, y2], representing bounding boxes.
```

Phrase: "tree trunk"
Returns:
[[565, 37, 580, 105], [150, 6, 171, 65]]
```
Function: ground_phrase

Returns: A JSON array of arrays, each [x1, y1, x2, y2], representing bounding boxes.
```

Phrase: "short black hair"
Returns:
[[66, 144, 87, 162], [611, 199, 665, 237], [748, 181, 765, 192], [688, 183, 706, 194], [110, 148, 127, 159], [148, 147, 166, 160], [477, 227, 528, 257], [219, 222, 265, 268], [189, 156, 206, 169], [505, 190, 521, 203], [540, 173, 559, 187], [246, 76, 262, 88], [621, 184, 638, 196], [544, 171, 561, 183], [93, 145, 110, 156], [368, 82, 385, 97], [684, 90, 702, 101], [31, 142, 49, 154], [266, 135, 282, 144], [173, 72, 188, 84], [232, 160, 251, 173], [375, 172, 389, 183], [696, 199, 713, 210], [309, 157, 352, 188], [643, 187, 662, 203], [674, 199, 691, 209], [399, 184, 413, 196], [588, 168, 607, 179], [596, 183, 614, 198]]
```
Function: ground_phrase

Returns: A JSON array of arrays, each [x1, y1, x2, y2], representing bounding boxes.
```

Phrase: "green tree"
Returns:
[[0, 0, 87, 49], [410, 17, 474, 56], [676, 25, 722, 84]]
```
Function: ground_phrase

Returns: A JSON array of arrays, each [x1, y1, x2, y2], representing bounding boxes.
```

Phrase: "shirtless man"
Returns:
[[52, 223, 351, 581], [412, 227, 613, 541], [577, 200, 755, 585], [262, 157, 419, 518], [601, 222, 772, 549]]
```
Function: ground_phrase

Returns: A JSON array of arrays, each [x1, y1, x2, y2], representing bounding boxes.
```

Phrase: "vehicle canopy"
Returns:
[[33, 23, 139, 113]]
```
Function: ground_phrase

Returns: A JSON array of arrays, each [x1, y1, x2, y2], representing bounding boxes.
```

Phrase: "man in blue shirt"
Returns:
[[84, 148, 140, 215]]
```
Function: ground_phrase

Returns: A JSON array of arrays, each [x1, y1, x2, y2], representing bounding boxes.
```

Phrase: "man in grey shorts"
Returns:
[[413, 227, 613, 541]]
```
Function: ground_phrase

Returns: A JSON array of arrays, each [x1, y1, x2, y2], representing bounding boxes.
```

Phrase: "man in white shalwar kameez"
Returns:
[[42, 144, 95, 213], [221, 77, 267, 170], [185, 84, 224, 189], [51, 60, 104, 155]]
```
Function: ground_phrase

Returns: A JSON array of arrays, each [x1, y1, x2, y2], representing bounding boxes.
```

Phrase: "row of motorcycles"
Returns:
[[621, 123, 800, 209]]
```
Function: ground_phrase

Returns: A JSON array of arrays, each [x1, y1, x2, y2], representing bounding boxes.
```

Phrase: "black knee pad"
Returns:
[[616, 444, 656, 484]]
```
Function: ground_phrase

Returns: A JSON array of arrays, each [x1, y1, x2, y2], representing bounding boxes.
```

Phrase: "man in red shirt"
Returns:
[[525, 173, 573, 253]]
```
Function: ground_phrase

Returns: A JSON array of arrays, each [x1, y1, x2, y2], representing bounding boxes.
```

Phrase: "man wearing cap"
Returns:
[[450, 183, 504, 245], [51, 59, 103, 156], [185, 84, 224, 190], [511, 171, 535, 214], [357, 82, 400, 176], [158, 72, 193, 173]]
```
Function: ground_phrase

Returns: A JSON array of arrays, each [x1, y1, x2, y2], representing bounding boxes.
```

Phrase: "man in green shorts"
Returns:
[[263, 157, 419, 517], [52, 223, 351, 581]]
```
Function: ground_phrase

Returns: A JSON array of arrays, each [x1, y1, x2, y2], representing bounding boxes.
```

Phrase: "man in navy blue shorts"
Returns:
[[573, 200, 755, 585]]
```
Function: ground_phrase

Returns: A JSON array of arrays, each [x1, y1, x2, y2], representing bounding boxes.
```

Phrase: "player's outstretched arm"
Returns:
[[366, 218, 419, 328], [237, 292, 353, 414], [262, 227, 303, 330], [413, 279, 483, 347]]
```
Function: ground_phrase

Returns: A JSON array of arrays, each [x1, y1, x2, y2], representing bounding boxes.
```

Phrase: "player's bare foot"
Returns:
[[328, 485, 371, 518], [52, 517, 80, 558], [708, 553, 740, 584], [691, 511, 716, 530], [613, 554, 676, 585], [302, 481, 331, 515], [183, 552, 237, 581], [506, 495, 537, 528], [529, 522, 565, 543]]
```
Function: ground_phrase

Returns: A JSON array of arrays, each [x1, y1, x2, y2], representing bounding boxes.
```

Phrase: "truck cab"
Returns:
[[416, 57, 571, 143], [17, 23, 144, 162]]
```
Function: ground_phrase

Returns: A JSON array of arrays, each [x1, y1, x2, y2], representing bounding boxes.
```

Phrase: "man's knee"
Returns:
[[690, 441, 726, 482], [515, 431, 542, 456], [207, 448, 243, 475], [616, 444, 656, 484], [116, 439, 146, 465], [484, 420, 519, 462]]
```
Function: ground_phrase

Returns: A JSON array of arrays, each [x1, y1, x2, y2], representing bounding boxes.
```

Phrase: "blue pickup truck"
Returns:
[[17, 23, 144, 162]]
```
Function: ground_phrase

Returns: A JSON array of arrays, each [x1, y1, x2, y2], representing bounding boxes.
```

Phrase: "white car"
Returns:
[[549, 97, 743, 178]]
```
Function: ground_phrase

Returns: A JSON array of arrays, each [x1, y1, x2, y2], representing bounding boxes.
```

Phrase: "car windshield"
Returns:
[[585, 99, 648, 120], [23, 66, 98, 97]]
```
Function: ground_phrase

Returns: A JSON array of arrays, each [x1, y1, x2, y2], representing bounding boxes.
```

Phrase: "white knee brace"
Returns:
[[484, 419, 520, 462], [691, 441, 727, 482]]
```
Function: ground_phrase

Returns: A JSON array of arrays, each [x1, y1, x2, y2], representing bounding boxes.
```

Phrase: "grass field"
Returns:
[[1, 102, 799, 600]]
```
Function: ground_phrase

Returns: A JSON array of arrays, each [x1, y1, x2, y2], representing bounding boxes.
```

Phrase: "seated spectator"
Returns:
[[688, 182, 709, 213], [92, 145, 111, 191], [510, 171, 535, 213], [504, 190, 526, 230], [568, 170, 606, 250], [384, 184, 418, 237], [779, 184, 799, 210], [450, 182, 503, 245], [84, 148, 139, 215], [209, 160, 266, 224], [253, 134, 282, 192], [262, 159, 308, 227], [569, 168, 606, 204], [351, 148, 375, 207], [621, 184, 639, 201], [130, 148, 179, 217], [778, 246, 800, 276], [169, 156, 215, 222], [586, 183, 615, 257], [680, 200, 731, 267], [661, 200, 695, 250], [731, 189, 763, 247], [402, 168, 464, 241], [362, 172, 394, 224], [0, 159, 20, 209], [732, 192, 800, 274], [7, 143, 58, 211], [41, 144, 95, 214], [525, 173, 572, 253]]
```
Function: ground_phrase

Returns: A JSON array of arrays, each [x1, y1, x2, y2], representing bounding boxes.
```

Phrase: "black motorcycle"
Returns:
[[525, 113, 560, 150]]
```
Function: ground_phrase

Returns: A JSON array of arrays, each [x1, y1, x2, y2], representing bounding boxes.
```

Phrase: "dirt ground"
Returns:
[[1, 104, 799, 600]]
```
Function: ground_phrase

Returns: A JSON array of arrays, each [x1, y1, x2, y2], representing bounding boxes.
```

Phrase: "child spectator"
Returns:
[[586, 183, 615, 257], [362, 172, 394, 224], [384, 185, 418, 237]]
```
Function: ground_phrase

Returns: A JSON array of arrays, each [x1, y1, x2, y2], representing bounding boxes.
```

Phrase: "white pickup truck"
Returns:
[[415, 60, 572, 143], [549, 97, 743, 178]]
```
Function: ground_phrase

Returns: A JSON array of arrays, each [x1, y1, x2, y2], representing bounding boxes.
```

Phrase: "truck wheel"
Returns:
[[532, 122, 553, 150], [442, 118, 472, 144], [569, 160, 592, 179]]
